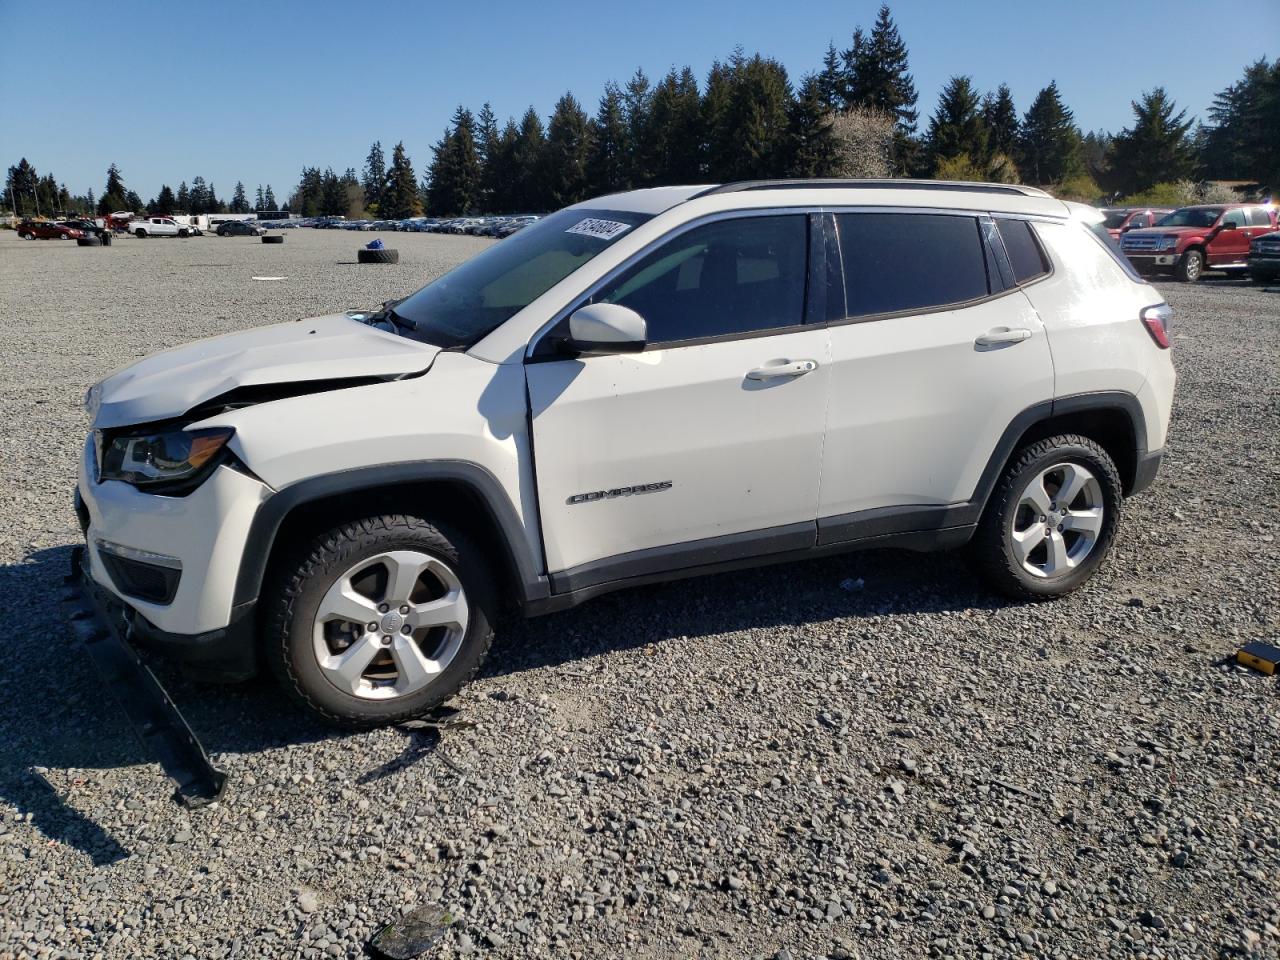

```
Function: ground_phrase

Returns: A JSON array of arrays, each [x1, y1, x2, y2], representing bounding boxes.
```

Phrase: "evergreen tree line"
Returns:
[[7, 7, 1277, 220]]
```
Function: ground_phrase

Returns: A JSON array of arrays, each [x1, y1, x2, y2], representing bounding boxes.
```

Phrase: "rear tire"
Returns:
[[1175, 248, 1203, 282], [135, 228, 146, 238], [972, 434, 1123, 600], [357, 247, 399, 264], [77, 236, 102, 246], [265, 514, 496, 728]]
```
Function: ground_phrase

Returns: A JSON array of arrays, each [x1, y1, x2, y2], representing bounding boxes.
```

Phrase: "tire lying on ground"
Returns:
[[76, 236, 102, 247], [357, 247, 399, 264], [262, 234, 285, 244]]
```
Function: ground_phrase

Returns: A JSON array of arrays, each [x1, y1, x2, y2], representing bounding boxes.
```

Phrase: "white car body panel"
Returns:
[[92, 313, 438, 428], [527, 329, 830, 572], [820, 292, 1054, 518]]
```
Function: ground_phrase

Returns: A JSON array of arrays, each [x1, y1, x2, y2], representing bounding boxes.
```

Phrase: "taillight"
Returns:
[[1140, 303, 1172, 349]]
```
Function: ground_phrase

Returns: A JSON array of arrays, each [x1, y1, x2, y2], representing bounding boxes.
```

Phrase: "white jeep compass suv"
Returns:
[[77, 180, 1176, 728]]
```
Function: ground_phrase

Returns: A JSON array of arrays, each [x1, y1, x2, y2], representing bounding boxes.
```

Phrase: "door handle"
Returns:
[[975, 327, 1032, 347], [746, 359, 818, 380]]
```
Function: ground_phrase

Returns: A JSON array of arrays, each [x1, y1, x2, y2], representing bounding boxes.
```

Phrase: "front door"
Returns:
[[526, 213, 830, 586], [1205, 208, 1250, 266]]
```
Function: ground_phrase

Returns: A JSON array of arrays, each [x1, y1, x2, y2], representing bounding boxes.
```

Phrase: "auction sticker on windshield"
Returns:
[[565, 218, 632, 241]]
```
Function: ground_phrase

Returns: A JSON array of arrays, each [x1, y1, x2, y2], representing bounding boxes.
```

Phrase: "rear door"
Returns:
[[525, 213, 831, 585], [817, 211, 1055, 541]]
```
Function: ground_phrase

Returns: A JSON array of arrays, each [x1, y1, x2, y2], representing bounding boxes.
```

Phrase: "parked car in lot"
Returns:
[[1249, 230, 1280, 283], [17, 219, 86, 240], [1100, 207, 1172, 240], [1120, 203, 1277, 281], [132, 217, 196, 238], [75, 179, 1175, 728], [216, 220, 267, 237]]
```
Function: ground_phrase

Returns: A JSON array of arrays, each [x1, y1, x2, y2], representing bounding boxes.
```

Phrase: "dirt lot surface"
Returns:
[[0, 228, 1277, 959]]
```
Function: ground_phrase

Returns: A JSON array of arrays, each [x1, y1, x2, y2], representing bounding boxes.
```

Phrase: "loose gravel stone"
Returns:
[[0, 233, 1277, 959]]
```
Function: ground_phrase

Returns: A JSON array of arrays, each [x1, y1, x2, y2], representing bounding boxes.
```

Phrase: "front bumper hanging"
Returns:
[[62, 546, 228, 808]]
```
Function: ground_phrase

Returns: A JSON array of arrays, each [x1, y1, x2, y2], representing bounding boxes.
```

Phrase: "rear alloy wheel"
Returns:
[[1175, 248, 1203, 282], [973, 434, 1122, 600], [267, 514, 495, 727]]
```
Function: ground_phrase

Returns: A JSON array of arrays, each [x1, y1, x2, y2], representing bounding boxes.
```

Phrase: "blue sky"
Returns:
[[2, 0, 1276, 201]]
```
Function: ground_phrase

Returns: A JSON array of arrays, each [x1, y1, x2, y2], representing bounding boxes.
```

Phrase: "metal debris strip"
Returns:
[[369, 904, 456, 959], [61, 547, 227, 808], [250, 276, 287, 281]]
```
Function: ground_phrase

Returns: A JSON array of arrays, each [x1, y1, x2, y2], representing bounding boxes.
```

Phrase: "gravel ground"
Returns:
[[0, 228, 1277, 960]]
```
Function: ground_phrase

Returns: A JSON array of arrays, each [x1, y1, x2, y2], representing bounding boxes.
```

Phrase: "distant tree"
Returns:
[[926, 75, 987, 172], [842, 4, 918, 171], [484, 119, 521, 212], [151, 184, 176, 214], [426, 106, 482, 216], [622, 69, 655, 187], [511, 107, 548, 210], [362, 140, 386, 211], [1200, 58, 1280, 187], [982, 84, 1019, 159], [786, 74, 839, 177], [230, 181, 249, 213], [1016, 81, 1082, 185], [176, 181, 190, 213], [587, 82, 630, 197], [475, 103, 499, 210], [264, 184, 276, 210], [817, 42, 845, 110], [98, 163, 128, 214], [542, 92, 593, 207], [705, 49, 791, 181], [124, 189, 144, 212], [829, 106, 895, 177], [254, 184, 265, 211], [1107, 88, 1196, 195], [188, 176, 210, 214], [320, 168, 347, 215], [380, 142, 422, 218], [647, 67, 702, 185], [4, 158, 40, 216]]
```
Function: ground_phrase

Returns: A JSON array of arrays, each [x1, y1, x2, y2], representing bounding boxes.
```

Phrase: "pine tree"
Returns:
[[982, 84, 1019, 159], [648, 67, 702, 185], [622, 69, 655, 187], [1107, 88, 1196, 194], [264, 184, 276, 210], [587, 83, 630, 198], [362, 141, 386, 212], [426, 107, 482, 216], [153, 184, 176, 214], [787, 74, 838, 176], [380, 142, 422, 219], [475, 103, 500, 211], [512, 107, 548, 211], [99, 163, 128, 214], [4, 158, 40, 216], [255, 185, 265, 211], [542, 93, 593, 207], [818, 42, 845, 110], [124, 190, 144, 212], [320, 169, 346, 215], [845, 5, 917, 133], [1016, 81, 1082, 185], [230, 181, 248, 213], [1201, 58, 1280, 187], [926, 76, 987, 171], [176, 181, 190, 213], [486, 119, 521, 212]]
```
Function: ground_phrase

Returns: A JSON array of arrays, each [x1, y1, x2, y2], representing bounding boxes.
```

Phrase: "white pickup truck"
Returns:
[[131, 217, 196, 238]]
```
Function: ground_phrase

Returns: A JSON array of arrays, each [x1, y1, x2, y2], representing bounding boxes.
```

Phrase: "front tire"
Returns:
[[1175, 248, 1204, 282], [265, 514, 496, 728], [973, 434, 1123, 600]]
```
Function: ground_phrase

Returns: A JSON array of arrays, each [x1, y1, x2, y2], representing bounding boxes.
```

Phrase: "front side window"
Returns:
[[392, 207, 652, 348], [1129, 213, 1151, 228], [1221, 208, 1247, 228], [594, 215, 808, 346], [834, 212, 990, 318]]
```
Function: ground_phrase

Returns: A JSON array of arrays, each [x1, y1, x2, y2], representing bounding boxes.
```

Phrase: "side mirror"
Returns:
[[1219, 221, 1238, 231], [563, 303, 647, 355]]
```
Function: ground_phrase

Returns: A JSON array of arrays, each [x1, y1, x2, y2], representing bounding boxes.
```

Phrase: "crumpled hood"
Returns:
[[90, 313, 439, 429]]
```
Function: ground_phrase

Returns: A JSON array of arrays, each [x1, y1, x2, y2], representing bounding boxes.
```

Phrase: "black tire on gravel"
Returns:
[[971, 434, 1123, 601], [264, 514, 496, 728], [262, 234, 284, 244], [100, 231, 112, 246], [1175, 248, 1204, 282], [76, 236, 102, 246], [357, 247, 399, 264]]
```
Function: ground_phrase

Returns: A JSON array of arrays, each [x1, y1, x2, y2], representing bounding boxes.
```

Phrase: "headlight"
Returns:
[[98, 426, 234, 492], [1158, 237, 1178, 251]]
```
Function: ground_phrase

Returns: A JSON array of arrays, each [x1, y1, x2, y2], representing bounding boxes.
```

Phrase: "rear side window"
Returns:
[[596, 215, 807, 345], [996, 218, 1050, 284], [834, 213, 990, 318], [1247, 207, 1274, 227]]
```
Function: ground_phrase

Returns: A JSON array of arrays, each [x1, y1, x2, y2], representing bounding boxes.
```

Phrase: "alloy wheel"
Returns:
[[1009, 462, 1105, 579]]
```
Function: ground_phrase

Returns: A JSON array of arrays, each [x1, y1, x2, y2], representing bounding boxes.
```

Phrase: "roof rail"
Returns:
[[691, 179, 1053, 200]]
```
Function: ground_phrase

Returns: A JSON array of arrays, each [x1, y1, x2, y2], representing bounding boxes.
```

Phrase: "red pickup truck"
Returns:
[[1120, 203, 1278, 281], [1100, 207, 1172, 240]]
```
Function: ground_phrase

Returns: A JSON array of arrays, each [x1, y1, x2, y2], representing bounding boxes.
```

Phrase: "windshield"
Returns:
[[1102, 211, 1129, 228], [1157, 207, 1224, 228], [391, 207, 652, 348]]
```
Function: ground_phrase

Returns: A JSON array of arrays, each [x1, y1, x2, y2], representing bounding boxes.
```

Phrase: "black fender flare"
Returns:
[[232, 460, 549, 608]]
